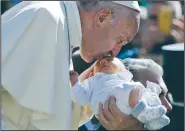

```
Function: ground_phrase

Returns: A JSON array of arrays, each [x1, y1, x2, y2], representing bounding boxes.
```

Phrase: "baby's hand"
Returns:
[[70, 70, 79, 87]]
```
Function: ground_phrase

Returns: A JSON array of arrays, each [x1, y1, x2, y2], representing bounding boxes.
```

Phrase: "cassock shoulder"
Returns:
[[3, 1, 65, 24]]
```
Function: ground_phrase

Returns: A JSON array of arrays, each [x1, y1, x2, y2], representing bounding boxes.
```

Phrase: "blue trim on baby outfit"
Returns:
[[131, 101, 146, 118]]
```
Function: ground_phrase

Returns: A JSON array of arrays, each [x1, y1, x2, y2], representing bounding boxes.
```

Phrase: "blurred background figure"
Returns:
[[141, 1, 183, 54]]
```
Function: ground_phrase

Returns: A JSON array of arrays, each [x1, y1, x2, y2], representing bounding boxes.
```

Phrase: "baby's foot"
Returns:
[[132, 101, 167, 123], [145, 115, 170, 130]]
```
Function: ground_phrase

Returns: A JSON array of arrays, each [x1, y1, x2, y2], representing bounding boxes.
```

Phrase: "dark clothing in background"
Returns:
[[78, 116, 107, 131], [1, 1, 9, 14], [117, 42, 140, 59], [150, 35, 176, 54]]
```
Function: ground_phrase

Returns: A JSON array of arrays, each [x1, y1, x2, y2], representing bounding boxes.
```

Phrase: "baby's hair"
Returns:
[[122, 58, 163, 76]]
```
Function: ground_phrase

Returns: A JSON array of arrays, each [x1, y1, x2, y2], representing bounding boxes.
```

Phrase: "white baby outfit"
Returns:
[[70, 70, 170, 130]]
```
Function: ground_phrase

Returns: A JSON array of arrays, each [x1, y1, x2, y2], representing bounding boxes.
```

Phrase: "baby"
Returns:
[[70, 56, 170, 130]]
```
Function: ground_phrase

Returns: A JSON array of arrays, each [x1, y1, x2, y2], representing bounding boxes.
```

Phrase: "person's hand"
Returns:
[[98, 96, 144, 130], [70, 70, 79, 87], [170, 17, 184, 43]]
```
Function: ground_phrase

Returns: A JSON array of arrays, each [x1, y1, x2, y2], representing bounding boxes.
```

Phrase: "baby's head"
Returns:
[[93, 56, 126, 74]]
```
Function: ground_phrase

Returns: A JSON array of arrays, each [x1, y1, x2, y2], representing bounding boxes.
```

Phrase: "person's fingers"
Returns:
[[109, 96, 126, 118], [104, 100, 115, 122], [89, 62, 96, 71], [88, 72, 93, 78], [125, 121, 144, 130], [98, 102, 110, 127], [99, 98, 142, 130]]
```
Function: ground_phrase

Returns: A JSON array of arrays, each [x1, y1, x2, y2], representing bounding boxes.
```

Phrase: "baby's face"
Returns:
[[94, 56, 125, 74]]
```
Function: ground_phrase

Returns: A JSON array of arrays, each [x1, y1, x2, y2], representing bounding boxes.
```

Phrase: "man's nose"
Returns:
[[162, 97, 173, 112], [166, 101, 173, 112]]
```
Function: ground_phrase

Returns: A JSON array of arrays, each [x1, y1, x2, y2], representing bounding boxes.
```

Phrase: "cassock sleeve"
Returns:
[[2, 1, 77, 129], [2, 1, 61, 115], [70, 78, 93, 106]]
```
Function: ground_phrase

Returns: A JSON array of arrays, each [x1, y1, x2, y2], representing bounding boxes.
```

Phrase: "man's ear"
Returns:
[[95, 9, 112, 28]]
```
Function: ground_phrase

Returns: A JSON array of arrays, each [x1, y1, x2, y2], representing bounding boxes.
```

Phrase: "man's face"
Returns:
[[80, 9, 139, 63], [134, 68, 172, 112]]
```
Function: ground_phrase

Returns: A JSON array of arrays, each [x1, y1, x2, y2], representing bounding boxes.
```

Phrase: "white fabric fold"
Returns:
[[117, 70, 133, 81], [2, 1, 82, 130]]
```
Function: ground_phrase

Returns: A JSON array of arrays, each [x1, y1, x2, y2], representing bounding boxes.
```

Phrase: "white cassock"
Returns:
[[1, 1, 140, 130], [2, 1, 84, 130]]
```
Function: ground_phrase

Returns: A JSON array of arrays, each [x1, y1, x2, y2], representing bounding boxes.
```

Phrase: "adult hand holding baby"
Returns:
[[98, 96, 144, 130]]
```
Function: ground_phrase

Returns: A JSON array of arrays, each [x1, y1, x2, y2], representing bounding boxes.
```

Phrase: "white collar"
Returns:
[[63, 1, 82, 48]]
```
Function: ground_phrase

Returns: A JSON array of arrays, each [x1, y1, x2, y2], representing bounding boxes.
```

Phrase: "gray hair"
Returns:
[[123, 58, 163, 76]]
